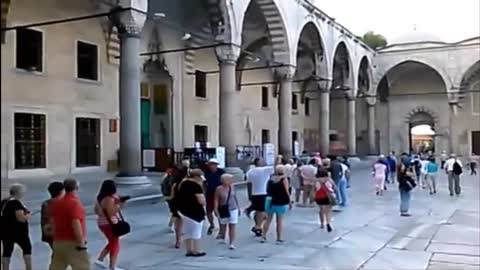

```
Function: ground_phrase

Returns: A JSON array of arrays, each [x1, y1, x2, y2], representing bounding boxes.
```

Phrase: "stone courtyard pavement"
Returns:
[[9, 168, 480, 270]]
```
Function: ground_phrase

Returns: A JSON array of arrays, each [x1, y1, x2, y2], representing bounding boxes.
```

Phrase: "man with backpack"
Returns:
[[445, 153, 463, 196]]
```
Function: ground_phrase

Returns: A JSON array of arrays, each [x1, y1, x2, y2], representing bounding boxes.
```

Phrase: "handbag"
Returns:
[[102, 205, 130, 237], [218, 187, 231, 219]]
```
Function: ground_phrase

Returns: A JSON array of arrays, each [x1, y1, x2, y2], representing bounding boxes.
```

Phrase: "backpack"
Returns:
[[161, 175, 175, 196], [453, 161, 463, 175]]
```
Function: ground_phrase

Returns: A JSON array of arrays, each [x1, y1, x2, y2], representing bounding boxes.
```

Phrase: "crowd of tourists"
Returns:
[[0, 150, 474, 270]]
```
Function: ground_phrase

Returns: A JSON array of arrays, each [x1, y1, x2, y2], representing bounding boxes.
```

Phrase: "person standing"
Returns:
[[176, 169, 207, 257], [262, 165, 292, 243], [49, 178, 90, 270], [214, 174, 240, 249], [426, 157, 438, 194], [1, 184, 32, 270], [398, 164, 416, 216], [329, 157, 344, 202], [420, 157, 429, 189], [245, 158, 274, 237], [94, 180, 128, 270], [203, 159, 225, 236], [341, 156, 351, 188], [314, 169, 336, 232], [41, 182, 65, 249], [445, 154, 463, 196], [338, 160, 349, 207], [373, 158, 388, 196]]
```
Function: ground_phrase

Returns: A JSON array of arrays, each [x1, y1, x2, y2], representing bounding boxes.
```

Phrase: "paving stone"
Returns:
[[387, 236, 431, 251], [430, 253, 480, 265], [428, 262, 480, 270], [361, 248, 432, 270], [427, 242, 480, 256], [300, 247, 373, 270], [433, 225, 480, 246]]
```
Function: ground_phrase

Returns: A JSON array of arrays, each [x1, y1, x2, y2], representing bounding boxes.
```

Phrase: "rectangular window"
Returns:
[[77, 41, 98, 81], [261, 129, 270, 145], [195, 70, 207, 98], [305, 97, 310, 116], [76, 118, 101, 167], [194, 125, 208, 143], [292, 93, 298, 111], [261, 86, 269, 108], [14, 113, 46, 169], [16, 28, 43, 72], [472, 92, 480, 114], [472, 131, 480, 155]]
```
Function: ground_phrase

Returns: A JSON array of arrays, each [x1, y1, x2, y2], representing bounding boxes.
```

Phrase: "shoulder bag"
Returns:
[[102, 202, 130, 237], [218, 187, 231, 219]]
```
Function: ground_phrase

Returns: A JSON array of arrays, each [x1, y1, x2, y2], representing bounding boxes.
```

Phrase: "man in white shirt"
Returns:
[[300, 159, 318, 207], [245, 158, 274, 236], [444, 153, 463, 196]]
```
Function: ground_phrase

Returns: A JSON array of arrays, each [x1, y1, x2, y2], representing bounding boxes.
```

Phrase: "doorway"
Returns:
[[408, 112, 436, 153], [76, 118, 100, 167]]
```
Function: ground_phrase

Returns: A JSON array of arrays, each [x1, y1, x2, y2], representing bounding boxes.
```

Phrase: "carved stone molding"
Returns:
[[110, 6, 146, 38], [215, 43, 241, 65]]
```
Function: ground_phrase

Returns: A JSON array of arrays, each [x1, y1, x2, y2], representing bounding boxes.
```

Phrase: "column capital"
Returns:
[[366, 96, 377, 106], [215, 44, 241, 65], [110, 4, 147, 38], [275, 66, 296, 81]]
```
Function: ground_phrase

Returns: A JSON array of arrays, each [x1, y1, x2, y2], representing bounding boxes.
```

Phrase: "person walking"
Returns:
[[373, 158, 388, 196], [41, 182, 65, 249], [49, 178, 90, 270], [387, 152, 397, 184], [203, 158, 225, 236], [314, 169, 336, 232], [164, 163, 186, 249], [1, 184, 32, 270], [245, 158, 274, 237], [329, 157, 345, 203], [445, 154, 463, 196], [398, 165, 416, 216], [420, 157, 429, 189], [440, 150, 448, 169], [469, 156, 477, 176], [299, 159, 318, 207], [214, 174, 240, 249], [94, 180, 129, 270], [290, 161, 304, 204], [337, 160, 349, 207], [426, 157, 438, 194], [262, 165, 292, 243], [176, 169, 207, 257]]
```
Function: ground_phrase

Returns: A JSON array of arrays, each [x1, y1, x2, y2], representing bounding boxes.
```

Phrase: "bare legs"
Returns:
[[1, 256, 31, 270], [174, 217, 182, 248], [254, 211, 265, 231], [320, 205, 333, 232], [262, 213, 284, 242], [262, 213, 274, 242]]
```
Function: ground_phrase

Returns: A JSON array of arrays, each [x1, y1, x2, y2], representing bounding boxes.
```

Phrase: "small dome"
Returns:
[[390, 31, 444, 45]]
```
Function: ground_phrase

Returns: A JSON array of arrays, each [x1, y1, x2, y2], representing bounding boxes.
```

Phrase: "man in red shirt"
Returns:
[[49, 178, 90, 270]]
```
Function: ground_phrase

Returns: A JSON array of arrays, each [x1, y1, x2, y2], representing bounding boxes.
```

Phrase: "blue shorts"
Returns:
[[265, 198, 288, 216]]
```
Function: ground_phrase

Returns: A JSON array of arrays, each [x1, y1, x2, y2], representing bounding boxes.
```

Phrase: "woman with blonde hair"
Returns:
[[176, 169, 207, 257], [214, 174, 240, 250], [262, 165, 292, 243]]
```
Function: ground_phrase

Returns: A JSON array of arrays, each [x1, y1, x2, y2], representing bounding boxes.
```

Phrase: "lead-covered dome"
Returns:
[[390, 31, 444, 45]]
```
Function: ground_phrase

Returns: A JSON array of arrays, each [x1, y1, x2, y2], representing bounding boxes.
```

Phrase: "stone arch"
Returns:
[[376, 57, 452, 96], [460, 60, 480, 90], [405, 107, 439, 126], [240, 0, 292, 65], [357, 56, 373, 96], [331, 40, 354, 91], [292, 19, 330, 75]]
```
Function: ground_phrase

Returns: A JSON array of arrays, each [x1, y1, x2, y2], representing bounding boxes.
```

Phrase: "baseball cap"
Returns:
[[208, 158, 219, 164]]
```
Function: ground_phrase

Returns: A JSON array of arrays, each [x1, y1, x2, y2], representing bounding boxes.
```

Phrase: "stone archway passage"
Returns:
[[406, 107, 438, 153]]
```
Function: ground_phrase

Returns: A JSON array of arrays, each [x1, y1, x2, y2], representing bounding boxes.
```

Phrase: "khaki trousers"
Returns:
[[49, 241, 90, 270]]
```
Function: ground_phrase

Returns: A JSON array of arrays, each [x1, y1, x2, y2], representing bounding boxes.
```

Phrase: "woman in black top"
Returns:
[[262, 165, 291, 244], [1, 183, 32, 270], [176, 169, 207, 257], [398, 164, 417, 216]]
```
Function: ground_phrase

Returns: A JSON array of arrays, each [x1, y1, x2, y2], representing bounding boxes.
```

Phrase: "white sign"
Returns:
[[263, 143, 275, 166], [215, 147, 226, 168], [142, 149, 155, 167]]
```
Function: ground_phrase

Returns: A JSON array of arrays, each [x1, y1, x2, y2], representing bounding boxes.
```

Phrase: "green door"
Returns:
[[141, 99, 151, 148]]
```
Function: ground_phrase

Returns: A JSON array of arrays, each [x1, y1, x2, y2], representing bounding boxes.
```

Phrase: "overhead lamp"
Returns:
[[153, 12, 166, 18], [181, 33, 191, 41]]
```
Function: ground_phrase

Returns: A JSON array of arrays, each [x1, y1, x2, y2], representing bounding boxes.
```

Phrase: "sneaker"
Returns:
[[229, 244, 236, 250], [276, 240, 285, 245], [207, 226, 215, 235], [94, 260, 107, 269], [260, 237, 267, 243], [400, 213, 412, 217], [326, 224, 332, 233]]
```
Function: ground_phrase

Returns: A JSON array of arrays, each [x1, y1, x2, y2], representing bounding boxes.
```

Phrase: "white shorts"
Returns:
[[219, 209, 239, 225], [179, 213, 203, 240]]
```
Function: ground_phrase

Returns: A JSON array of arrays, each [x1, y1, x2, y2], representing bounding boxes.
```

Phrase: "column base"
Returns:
[[114, 175, 151, 185]]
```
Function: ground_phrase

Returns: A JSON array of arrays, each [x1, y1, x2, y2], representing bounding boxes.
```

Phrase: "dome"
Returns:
[[390, 31, 444, 45]]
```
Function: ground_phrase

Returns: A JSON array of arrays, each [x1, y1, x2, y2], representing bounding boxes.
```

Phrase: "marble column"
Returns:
[[346, 95, 357, 156], [112, 6, 149, 184], [367, 103, 376, 155], [319, 88, 330, 156], [448, 101, 458, 154], [277, 67, 295, 158], [215, 44, 240, 166]]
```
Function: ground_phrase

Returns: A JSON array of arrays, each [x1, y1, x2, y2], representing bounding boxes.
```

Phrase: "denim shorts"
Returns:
[[266, 204, 289, 216]]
